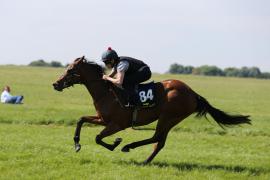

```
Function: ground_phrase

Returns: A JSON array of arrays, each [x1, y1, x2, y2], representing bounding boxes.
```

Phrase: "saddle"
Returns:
[[111, 81, 157, 109]]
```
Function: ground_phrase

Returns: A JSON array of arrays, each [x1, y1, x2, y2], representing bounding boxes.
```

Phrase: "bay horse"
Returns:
[[53, 56, 251, 164]]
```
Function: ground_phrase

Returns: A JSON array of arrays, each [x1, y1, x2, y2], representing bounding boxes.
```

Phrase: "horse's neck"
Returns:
[[84, 80, 109, 103]]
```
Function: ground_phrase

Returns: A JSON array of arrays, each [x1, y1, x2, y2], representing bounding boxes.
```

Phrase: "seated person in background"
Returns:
[[1, 86, 24, 104]]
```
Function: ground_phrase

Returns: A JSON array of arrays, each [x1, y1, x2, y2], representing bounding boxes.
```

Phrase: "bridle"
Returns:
[[64, 59, 105, 85], [60, 58, 117, 103]]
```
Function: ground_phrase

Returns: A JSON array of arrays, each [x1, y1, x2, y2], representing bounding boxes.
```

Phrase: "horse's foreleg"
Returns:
[[74, 116, 106, 152], [121, 136, 158, 152], [95, 123, 123, 151]]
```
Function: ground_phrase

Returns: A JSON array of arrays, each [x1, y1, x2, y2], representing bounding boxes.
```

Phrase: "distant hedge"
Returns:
[[168, 63, 270, 79], [29, 59, 64, 68]]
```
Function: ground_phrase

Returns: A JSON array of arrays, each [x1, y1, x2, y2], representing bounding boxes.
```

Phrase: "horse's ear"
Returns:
[[81, 56, 85, 60]]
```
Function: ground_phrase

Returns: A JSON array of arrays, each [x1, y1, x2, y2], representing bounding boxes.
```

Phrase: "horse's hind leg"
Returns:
[[74, 116, 106, 152], [143, 115, 190, 164], [121, 129, 169, 158], [143, 118, 181, 164], [143, 131, 169, 164], [122, 124, 170, 164], [122, 117, 183, 164]]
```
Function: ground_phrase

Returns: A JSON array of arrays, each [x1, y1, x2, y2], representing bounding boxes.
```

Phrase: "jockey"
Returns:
[[102, 47, 152, 107]]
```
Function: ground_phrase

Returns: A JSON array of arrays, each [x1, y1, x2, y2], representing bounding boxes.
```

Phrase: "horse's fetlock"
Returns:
[[74, 136, 80, 142]]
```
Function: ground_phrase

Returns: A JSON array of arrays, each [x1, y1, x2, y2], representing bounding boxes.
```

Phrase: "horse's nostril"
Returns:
[[53, 82, 60, 90]]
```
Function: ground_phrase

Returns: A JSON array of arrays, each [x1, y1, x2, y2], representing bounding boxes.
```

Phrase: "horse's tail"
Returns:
[[195, 94, 251, 128]]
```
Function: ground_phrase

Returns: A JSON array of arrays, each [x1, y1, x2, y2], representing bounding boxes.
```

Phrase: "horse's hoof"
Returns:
[[142, 160, 149, 165], [75, 144, 81, 152], [121, 146, 130, 152], [114, 138, 122, 144]]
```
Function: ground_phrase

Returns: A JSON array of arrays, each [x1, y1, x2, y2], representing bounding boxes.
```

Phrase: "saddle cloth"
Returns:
[[135, 81, 156, 108]]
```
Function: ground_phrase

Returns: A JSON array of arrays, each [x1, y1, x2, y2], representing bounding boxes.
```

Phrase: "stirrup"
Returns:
[[124, 102, 135, 108]]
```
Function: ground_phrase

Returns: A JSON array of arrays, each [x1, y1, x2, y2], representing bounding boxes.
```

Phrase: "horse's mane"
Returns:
[[83, 59, 104, 75]]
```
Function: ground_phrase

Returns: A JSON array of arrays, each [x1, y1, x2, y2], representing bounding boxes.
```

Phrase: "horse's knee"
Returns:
[[95, 135, 101, 144]]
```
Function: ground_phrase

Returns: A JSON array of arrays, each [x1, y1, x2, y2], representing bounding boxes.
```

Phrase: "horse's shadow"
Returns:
[[118, 160, 267, 176]]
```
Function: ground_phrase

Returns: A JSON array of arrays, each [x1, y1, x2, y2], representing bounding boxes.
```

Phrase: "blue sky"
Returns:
[[0, 0, 269, 73]]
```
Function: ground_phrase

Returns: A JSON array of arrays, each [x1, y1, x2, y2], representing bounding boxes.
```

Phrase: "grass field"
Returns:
[[0, 65, 269, 179]]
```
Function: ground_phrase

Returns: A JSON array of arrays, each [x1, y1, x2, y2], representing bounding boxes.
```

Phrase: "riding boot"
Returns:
[[124, 86, 138, 108], [125, 94, 138, 108]]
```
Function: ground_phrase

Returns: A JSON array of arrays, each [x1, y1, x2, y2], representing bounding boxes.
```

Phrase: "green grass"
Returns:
[[0, 65, 269, 179], [0, 124, 269, 180], [0, 65, 92, 125]]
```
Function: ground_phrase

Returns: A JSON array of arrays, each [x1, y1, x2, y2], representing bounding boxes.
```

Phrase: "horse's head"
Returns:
[[53, 56, 85, 91], [53, 56, 104, 91]]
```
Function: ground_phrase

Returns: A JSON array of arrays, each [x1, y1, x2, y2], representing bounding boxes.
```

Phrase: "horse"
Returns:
[[52, 56, 251, 164]]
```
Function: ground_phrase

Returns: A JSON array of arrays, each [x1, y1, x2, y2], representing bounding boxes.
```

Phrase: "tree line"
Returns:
[[28, 59, 64, 68], [28, 59, 270, 79], [168, 63, 270, 79]]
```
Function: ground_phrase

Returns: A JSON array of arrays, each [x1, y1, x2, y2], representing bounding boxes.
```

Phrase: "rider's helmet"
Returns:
[[101, 47, 119, 65]]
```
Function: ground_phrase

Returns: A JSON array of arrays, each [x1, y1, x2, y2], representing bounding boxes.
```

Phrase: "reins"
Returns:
[[83, 78, 111, 104]]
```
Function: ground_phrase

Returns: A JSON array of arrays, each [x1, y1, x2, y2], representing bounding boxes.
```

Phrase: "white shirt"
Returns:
[[111, 61, 129, 73], [1, 90, 12, 103], [117, 61, 129, 72]]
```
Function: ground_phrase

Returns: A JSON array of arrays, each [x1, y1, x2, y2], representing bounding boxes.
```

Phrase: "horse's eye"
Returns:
[[67, 69, 74, 73]]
